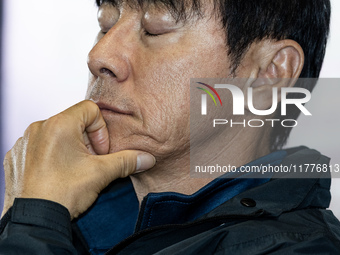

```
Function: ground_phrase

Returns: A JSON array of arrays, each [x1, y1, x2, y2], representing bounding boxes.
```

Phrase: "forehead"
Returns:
[[96, 0, 204, 21]]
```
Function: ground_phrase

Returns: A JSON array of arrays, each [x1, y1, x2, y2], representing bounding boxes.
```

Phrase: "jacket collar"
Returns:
[[202, 147, 331, 219], [135, 150, 288, 231]]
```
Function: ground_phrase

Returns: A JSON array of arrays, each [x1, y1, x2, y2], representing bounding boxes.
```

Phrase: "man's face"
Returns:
[[86, 2, 231, 161]]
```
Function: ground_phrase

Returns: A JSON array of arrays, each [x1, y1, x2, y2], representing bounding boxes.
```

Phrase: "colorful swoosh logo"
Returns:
[[196, 82, 223, 106]]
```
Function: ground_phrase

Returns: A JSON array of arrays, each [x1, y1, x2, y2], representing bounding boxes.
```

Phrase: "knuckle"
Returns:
[[9, 137, 23, 157], [4, 148, 12, 160], [46, 115, 64, 128], [25, 121, 41, 136], [43, 115, 70, 138], [82, 100, 100, 120], [82, 100, 98, 109], [72, 100, 98, 116], [116, 153, 135, 177]]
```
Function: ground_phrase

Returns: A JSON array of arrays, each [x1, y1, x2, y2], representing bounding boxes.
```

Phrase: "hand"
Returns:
[[2, 100, 155, 219]]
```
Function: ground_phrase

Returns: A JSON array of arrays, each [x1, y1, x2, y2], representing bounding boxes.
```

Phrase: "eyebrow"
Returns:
[[96, 0, 203, 22]]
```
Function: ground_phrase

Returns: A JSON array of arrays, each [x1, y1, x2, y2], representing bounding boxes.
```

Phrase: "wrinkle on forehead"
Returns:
[[96, 0, 204, 22]]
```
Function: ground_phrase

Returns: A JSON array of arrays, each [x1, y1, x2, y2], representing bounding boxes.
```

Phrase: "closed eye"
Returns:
[[143, 29, 161, 37]]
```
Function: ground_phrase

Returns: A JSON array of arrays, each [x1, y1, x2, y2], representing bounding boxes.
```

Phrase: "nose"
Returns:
[[87, 22, 133, 83]]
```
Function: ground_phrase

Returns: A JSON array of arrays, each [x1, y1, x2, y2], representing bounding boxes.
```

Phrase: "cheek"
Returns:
[[129, 64, 191, 155], [139, 82, 190, 143], [139, 60, 190, 117], [133, 41, 230, 141]]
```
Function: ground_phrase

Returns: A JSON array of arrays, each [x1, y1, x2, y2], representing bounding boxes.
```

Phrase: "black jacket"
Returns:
[[1, 147, 340, 254]]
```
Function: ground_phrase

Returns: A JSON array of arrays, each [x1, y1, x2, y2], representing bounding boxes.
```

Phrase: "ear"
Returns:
[[246, 39, 305, 111]]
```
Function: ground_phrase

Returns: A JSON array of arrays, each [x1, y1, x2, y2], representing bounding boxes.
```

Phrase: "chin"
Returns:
[[107, 136, 152, 154]]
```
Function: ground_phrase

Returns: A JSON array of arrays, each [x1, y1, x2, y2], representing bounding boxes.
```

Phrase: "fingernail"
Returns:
[[136, 153, 156, 172]]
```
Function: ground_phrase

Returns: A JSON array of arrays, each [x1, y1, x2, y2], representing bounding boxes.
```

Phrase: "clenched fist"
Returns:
[[2, 100, 155, 219]]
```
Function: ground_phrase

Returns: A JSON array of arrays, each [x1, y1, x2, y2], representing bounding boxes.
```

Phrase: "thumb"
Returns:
[[90, 150, 156, 187]]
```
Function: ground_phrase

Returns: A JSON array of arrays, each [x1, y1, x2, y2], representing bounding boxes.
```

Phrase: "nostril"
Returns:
[[100, 68, 117, 78]]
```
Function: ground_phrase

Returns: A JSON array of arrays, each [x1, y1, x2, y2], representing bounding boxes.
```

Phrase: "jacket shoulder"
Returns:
[[213, 208, 340, 255]]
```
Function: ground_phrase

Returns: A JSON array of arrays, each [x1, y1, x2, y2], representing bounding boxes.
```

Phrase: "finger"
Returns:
[[90, 151, 156, 189], [63, 100, 109, 155], [83, 132, 97, 155]]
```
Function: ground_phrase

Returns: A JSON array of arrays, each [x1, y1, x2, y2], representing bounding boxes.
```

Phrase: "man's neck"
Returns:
[[130, 127, 271, 205]]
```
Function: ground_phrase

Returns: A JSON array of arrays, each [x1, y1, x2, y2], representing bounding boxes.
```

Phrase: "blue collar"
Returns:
[[76, 150, 287, 255]]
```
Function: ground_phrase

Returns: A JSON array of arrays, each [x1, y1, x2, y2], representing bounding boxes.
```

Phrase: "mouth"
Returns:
[[96, 102, 133, 116]]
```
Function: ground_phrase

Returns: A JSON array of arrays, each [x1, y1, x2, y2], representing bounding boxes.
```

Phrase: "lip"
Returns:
[[96, 102, 133, 116]]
